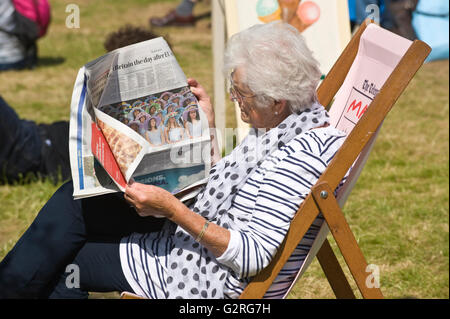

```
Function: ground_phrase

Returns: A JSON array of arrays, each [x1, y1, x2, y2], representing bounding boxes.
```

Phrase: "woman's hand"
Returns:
[[125, 182, 230, 258], [124, 182, 179, 219], [188, 78, 215, 128]]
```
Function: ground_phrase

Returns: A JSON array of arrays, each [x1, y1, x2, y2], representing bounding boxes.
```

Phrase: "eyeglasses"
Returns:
[[229, 71, 256, 103]]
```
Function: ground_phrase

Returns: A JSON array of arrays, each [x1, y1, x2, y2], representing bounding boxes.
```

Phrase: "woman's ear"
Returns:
[[273, 99, 288, 115]]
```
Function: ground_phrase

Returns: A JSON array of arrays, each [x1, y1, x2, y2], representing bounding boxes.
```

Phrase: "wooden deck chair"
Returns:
[[239, 20, 430, 299], [120, 20, 430, 300]]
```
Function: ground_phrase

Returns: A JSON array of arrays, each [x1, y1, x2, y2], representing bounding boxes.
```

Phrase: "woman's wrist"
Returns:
[[166, 197, 188, 222]]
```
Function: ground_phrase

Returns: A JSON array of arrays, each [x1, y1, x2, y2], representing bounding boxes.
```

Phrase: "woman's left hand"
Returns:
[[126, 182, 230, 258], [124, 182, 177, 219]]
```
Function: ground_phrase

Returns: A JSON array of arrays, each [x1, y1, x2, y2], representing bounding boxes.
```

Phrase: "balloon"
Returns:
[[256, 0, 281, 23], [297, 1, 320, 26]]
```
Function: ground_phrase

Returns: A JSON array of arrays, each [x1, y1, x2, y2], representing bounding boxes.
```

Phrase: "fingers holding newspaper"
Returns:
[[124, 180, 177, 219], [124, 180, 230, 258]]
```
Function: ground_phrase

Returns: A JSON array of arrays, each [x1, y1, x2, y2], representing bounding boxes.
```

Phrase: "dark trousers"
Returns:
[[0, 95, 71, 183], [354, 0, 417, 40], [0, 181, 165, 298], [385, 0, 418, 40], [0, 95, 42, 182]]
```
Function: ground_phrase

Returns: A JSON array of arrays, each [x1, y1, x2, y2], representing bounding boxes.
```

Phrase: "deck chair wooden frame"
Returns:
[[120, 20, 430, 300], [239, 20, 431, 299]]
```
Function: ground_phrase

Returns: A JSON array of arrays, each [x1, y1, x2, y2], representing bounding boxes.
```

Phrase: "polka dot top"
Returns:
[[119, 126, 346, 298]]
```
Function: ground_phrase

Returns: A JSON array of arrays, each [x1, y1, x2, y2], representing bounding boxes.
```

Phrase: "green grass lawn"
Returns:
[[0, 0, 448, 299]]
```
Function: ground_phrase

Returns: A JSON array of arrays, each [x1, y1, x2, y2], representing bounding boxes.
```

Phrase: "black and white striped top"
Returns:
[[120, 126, 346, 299]]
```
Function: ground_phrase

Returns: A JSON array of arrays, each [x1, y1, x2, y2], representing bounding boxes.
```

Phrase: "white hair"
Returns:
[[223, 21, 322, 113]]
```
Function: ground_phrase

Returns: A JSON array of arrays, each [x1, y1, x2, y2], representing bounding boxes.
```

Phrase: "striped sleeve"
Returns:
[[216, 128, 346, 279]]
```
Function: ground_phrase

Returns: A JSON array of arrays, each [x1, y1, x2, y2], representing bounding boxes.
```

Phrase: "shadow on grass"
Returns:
[[37, 56, 66, 68], [194, 11, 211, 23]]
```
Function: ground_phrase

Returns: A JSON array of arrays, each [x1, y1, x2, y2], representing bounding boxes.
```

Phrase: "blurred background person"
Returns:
[[412, 0, 449, 62], [0, 0, 51, 71], [103, 24, 164, 52], [0, 95, 70, 183], [351, 0, 394, 31], [150, 0, 198, 27], [350, 0, 418, 40], [384, 0, 418, 40]]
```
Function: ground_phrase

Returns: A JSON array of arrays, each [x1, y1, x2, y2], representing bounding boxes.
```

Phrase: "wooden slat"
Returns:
[[312, 182, 383, 299], [316, 20, 370, 107], [316, 238, 356, 299]]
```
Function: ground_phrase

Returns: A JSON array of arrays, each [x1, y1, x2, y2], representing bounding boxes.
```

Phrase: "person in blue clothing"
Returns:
[[350, 0, 418, 40]]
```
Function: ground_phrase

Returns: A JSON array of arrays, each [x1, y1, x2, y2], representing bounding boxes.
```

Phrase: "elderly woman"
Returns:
[[0, 22, 346, 299]]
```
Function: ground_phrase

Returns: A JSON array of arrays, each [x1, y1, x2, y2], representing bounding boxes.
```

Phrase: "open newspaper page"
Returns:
[[69, 37, 211, 201]]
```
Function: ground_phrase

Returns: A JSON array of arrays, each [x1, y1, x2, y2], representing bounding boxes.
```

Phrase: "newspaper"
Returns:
[[68, 37, 211, 200]]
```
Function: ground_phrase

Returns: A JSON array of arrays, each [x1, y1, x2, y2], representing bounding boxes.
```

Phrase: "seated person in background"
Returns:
[[0, 22, 347, 299], [0, 0, 51, 71], [353, 0, 418, 40], [103, 24, 164, 52], [0, 0, 34, 71], [0, 95, 70, 183], [384, 0, 418, 40], [150, 0, 197, 27]]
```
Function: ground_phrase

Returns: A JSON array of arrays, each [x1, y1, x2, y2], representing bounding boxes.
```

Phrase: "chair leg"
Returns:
[[312, 182, 383, 299], [316, 238, 356, 299]]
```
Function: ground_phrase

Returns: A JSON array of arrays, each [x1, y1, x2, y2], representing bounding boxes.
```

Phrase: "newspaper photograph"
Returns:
[[68, 37, 211, 200]]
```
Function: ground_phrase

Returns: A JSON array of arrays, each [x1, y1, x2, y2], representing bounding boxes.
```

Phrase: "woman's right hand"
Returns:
[[187, 78, 215, 128]]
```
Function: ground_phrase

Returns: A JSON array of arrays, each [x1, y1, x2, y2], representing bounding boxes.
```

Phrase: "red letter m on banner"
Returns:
[[347, 99, 368, 119]]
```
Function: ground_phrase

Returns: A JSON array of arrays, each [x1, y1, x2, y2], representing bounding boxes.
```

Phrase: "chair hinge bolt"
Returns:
[[320, 191, 328, 199]]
